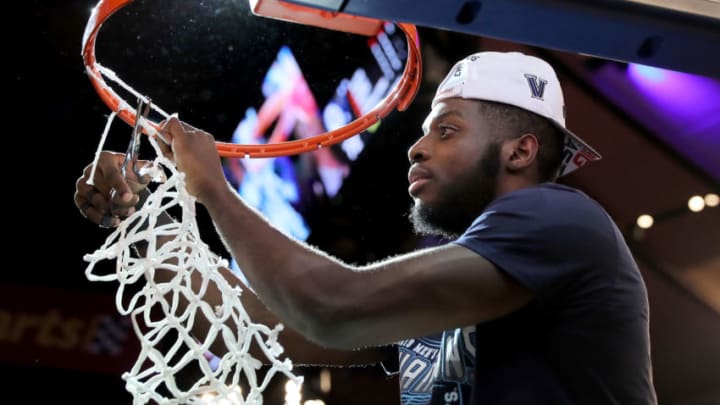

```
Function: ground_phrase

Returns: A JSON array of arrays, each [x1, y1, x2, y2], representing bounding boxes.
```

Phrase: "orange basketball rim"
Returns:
[[81, 0, 423, 158]]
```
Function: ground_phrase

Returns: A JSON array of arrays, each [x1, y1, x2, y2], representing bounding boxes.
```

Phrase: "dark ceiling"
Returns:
[[6, 1, 719, 404]]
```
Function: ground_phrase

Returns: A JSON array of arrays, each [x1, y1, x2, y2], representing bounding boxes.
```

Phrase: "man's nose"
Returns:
[[408, 136, 430, 163]]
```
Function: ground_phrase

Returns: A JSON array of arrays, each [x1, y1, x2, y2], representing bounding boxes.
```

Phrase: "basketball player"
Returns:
[[75, 51, 657, 404]]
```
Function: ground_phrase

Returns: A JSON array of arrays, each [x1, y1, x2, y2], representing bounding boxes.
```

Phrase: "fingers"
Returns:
[[75, 174, 123, 228], [153, 116, 226, 203], [75, 151, 146, 228], [156, 116, 218, 161], [158, 115, 209, 142], [156, 116, 179, 160], [76, 116, 210, 230]]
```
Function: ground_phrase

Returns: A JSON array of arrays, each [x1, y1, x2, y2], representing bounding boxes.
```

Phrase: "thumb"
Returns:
[[156, 115, 180, 160]]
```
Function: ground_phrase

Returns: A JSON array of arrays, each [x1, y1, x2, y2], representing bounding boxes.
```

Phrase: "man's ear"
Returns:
[[505, 133, 539, 173]]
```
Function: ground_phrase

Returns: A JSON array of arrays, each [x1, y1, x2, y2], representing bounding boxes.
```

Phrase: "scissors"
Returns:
[[121, 98, 152, 180]]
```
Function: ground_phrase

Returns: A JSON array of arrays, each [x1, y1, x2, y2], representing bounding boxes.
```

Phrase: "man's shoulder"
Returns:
[[478, 182, 613, 237], [489, 183, 596, 212]]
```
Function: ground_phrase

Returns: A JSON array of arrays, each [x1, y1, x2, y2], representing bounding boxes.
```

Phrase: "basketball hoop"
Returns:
[[81, 1, 422, 403], [81, 0, 422, 158]]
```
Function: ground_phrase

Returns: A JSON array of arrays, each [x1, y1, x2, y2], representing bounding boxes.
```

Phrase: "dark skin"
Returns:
[[74, 97, 535, 360]]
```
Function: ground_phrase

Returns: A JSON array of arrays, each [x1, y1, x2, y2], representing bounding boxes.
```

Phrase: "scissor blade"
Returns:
[[122, 98, 152, 179]]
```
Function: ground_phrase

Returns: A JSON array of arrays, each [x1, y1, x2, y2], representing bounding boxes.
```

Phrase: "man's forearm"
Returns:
[[128, 187, 382, 364], [199, 182, 352, 347]]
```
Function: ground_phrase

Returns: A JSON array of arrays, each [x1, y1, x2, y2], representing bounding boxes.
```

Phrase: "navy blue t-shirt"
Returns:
[[398, 183, 657, 404]]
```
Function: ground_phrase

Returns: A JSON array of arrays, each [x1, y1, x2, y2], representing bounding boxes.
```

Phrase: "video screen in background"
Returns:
[[224, 22, 408, 280]]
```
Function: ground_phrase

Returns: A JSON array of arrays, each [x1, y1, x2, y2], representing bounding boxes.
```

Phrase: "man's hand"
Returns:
[[74, 151, 151, 228], [157, 116, 229, 205]]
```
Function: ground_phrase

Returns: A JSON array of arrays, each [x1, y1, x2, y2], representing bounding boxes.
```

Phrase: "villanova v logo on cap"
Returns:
[[524, 74, 548, 100]]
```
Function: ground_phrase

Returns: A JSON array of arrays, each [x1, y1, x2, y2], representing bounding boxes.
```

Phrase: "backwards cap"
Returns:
[[432, 51, 601, 176]]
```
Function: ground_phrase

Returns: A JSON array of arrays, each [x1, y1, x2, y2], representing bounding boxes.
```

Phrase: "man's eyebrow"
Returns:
[[422, 109, 464, 134]]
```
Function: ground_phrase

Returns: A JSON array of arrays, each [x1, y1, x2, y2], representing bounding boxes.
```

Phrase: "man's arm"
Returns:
[[175, 260, 394, 366], [160, 117, 534, 351], [76, 152, 392, 368], [133, 189, 394, 367]]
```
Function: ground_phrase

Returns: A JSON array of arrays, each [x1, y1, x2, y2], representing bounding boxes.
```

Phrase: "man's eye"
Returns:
[[439, 126, 454, 138]]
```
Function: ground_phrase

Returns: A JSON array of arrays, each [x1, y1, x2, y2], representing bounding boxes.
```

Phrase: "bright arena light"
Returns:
[[636, 214, 654, 229], [705, 193, 719, 207], [284, 379, 302, 405], [197, 386, 243, 405], [304, 400, 327, 405], [319, 368, 332, 394], [688, 195, 706, 212]]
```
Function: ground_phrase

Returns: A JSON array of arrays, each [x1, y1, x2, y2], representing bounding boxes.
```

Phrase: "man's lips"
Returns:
[[408, 166, 431, 196]]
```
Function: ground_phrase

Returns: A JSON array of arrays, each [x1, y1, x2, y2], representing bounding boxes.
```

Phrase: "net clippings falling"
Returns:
[[83, 107, 301, 404]]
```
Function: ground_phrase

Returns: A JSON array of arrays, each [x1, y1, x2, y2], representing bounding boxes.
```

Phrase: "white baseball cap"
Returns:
[[432, 51, 601, 176]]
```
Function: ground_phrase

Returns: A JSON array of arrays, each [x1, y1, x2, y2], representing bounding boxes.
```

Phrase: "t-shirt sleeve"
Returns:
[[453, 185, 616, 296]]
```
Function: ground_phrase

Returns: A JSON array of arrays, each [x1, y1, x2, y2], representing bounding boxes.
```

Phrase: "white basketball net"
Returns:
[[83, 65, 301, 404]]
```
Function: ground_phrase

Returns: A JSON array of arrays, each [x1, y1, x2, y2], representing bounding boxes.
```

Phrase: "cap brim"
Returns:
[[553, 122, 602, 177]]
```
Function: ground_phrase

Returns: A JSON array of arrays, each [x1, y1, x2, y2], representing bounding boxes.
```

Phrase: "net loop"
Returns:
[[84, 126, 301, 404]]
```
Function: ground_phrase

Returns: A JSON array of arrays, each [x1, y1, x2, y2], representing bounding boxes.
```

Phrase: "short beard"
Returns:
[[409, 142, 501, 240]]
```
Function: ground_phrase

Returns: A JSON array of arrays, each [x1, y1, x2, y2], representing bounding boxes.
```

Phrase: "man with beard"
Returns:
[[75, 51, 657, 404]]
